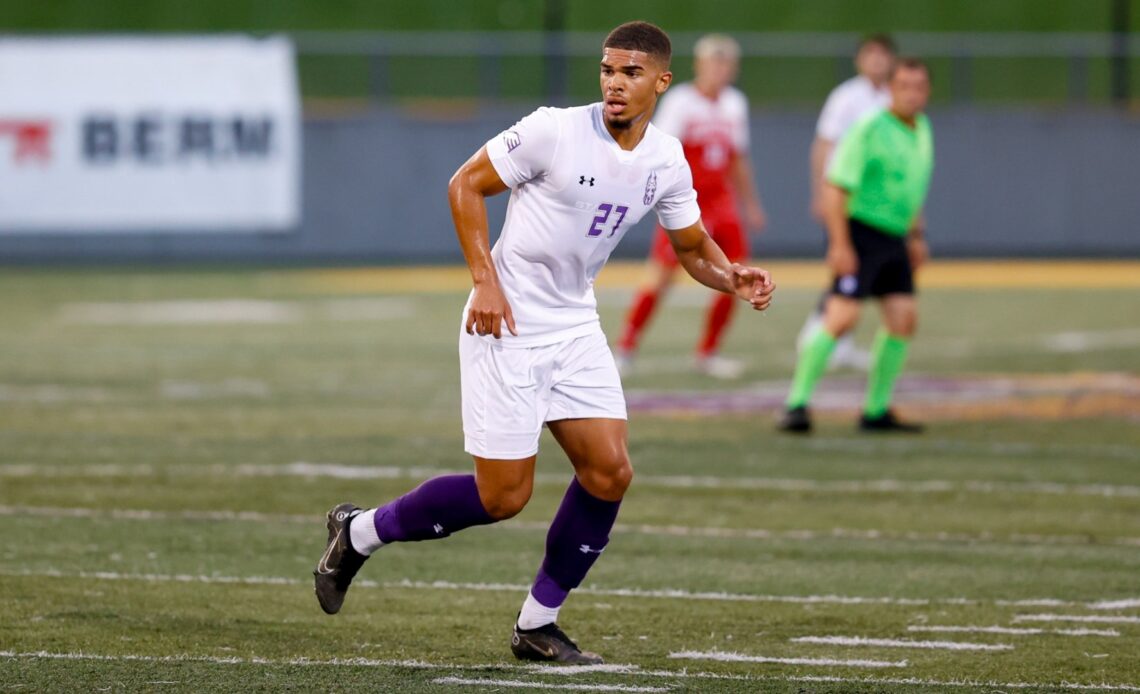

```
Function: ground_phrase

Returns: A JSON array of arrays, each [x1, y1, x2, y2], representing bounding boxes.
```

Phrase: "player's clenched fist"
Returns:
[[466, 282, 518, 339], [731, 264, 775, 311]]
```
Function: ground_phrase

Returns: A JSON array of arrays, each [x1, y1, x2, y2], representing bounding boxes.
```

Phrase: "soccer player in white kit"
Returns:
[[798, 34, 895, 369], [312, 21, 775, 664]]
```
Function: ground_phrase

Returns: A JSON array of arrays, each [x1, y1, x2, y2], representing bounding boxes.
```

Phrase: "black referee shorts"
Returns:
[[830, 218, 914, 300]]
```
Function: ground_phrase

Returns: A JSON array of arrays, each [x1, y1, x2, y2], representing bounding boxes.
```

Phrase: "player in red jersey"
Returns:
[[615, 34, 767, 379]]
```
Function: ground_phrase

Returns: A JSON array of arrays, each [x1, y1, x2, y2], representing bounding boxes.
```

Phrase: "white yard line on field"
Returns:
[[6, 504, 1139, 549], [3, 461, 1139, 498], [667, 651, 907, 668], [907, 625, 1120, 637], [791, 636, 1014, 651], [3, 568, 1136, 613], [4, 651, 1138, 692], [1089, 599, 1140, 610], [0, 650, 684, 684], [780, 675, 1140, 692], [1014, 614, 1140, 625], [431, 678, 666, 692]]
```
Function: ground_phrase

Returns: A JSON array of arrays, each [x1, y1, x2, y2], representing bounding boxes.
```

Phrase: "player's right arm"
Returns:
[[450, 108, 559, 339], [822, 183, 856, 277], [808, 137, 835, 222], [448, 147, 515, 339], [810, 87, 846, 221], [821, 116, 869, 278]]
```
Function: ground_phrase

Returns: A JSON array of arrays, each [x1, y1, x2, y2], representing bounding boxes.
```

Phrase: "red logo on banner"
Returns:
[[0, 119, 53, 164]]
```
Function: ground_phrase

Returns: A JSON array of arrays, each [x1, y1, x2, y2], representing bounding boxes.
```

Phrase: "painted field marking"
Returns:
[[4, 460, 1139, 497], [780, 675, 1140, 692], [431, 677, 666, 692], [4, 650, 1138, 692], [1090, 599, 1140, 610], [6, 504, 1138, 550], [667, 650, 907, 668], [0, 650, 692, 685], [3, 568, 1136, 613], [1014, 614, 1140, 625], [907, 625, 1120, 637], [791, 636, 1014, 652]]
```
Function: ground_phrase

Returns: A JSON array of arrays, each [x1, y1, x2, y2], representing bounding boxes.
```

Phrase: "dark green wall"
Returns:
[[1, 0, 1137, 32]]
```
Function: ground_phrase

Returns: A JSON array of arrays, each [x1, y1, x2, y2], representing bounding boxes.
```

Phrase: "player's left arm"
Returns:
[[666, 221, 774, 311], [730, 154, 767, 232], [907, 211, 928, 271]]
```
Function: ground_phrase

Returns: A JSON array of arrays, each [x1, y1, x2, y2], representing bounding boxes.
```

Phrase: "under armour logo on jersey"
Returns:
[[503, 130, 521, 153], [643, 171, 657, 205], [579, 544, 605, 554], [579, 175, 595, 187], [433, 523, 444, 535]]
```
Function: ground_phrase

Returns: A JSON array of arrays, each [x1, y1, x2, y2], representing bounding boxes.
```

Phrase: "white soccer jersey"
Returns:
[[815, 75, 891, 144], [478, 103, 701, 347], [654, 83, 750, 163]]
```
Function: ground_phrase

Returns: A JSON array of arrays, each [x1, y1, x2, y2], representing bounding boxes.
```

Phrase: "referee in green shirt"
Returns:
[[781, 57, 933, 433]]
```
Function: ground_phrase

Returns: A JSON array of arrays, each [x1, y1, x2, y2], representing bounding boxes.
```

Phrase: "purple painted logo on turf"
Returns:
[[503, 130, 521, 153], [643, 171, 657, 205]]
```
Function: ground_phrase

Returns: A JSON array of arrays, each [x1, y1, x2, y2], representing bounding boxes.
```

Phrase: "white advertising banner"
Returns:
[[0, 36, 300, 232]]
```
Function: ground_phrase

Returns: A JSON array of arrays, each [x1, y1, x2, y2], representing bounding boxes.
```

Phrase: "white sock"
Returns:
[[348, 508, 383, 556], [517, 590, 561, 630]]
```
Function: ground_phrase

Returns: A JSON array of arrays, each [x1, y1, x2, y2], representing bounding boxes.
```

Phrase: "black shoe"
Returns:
[[778, 406, 812, 433], [314, 502, 368, 615], [511, 620, 603, 665], [859, 409, 924, 433]]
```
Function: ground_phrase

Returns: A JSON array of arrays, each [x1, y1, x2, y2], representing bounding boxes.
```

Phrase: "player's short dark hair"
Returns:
[[859, 33, 897, 54], [603, 21, 672, 67], [890, 56, 930, 80]]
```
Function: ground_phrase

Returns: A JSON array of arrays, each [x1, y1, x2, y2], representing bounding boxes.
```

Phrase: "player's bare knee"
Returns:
[[826, 312, 859, 337], [475, 476, 533, 520], [579, 457, 632, 501], [885, 306, 917, 337], [611, 460, 634, 496], [482, 485, 532, 520], [894, 317, 917, 338]]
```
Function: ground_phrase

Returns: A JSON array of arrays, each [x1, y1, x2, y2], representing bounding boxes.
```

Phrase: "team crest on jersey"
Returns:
[[643, 171, 657, 205], [503, 130, 521, 153]]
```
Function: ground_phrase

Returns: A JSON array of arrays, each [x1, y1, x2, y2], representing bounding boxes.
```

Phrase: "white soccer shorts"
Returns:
[[459, 328, 627, 460]]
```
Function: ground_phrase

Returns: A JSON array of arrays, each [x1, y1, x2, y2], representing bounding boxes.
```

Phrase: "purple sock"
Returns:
[[373, 474, 495, 543], [531, 477, 622, 608]]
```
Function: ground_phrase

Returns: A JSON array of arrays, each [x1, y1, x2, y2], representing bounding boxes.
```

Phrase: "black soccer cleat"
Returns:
[[511, 621, 604, 665], [859, 409, 924, 434], [314, 502, 368, 615], [777, 405, 812, 434]]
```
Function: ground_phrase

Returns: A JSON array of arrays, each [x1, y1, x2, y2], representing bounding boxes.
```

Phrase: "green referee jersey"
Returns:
[[827, 109, 934, 237]]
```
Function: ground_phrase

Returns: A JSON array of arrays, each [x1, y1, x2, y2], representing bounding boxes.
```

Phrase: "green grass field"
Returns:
[[1, 264, 1138, 692]]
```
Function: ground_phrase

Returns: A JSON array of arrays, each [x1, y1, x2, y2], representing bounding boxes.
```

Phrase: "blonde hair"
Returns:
[[693, 34, 740, 61]]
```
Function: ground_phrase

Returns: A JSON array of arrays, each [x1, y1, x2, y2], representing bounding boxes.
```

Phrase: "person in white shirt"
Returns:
[[799, 34, 896, 370], [616, 34, 768, 380], [312, 21, 775, 665]]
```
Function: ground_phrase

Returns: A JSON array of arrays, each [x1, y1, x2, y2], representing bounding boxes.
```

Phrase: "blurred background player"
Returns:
[[615, 33, 767, 380], [780, 57, 933, 434], [798, 34, 896, 370]]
